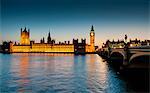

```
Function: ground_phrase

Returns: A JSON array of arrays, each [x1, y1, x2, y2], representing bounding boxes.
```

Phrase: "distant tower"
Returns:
[[43, 37, 45, 43], [20, 27, 30, 45], [90, 25, 95, 52], [47, 31, 51, 44]]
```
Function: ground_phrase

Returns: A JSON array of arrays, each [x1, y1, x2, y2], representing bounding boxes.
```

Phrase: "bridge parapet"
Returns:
[[129, 45, 150, 49], [107, 46, 150, 69]]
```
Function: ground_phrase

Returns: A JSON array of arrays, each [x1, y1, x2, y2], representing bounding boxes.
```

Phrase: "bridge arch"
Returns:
[[129, 52, 150, 63], [110, 52, 125, 70], [110, 49, 125, 59], [129, 53, 150, 69]]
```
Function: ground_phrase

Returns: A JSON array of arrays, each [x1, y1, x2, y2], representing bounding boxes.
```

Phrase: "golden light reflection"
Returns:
[[96, 55, 108, 82], [87, 54, 108, 89], [18, 54, 30, 93], [13, 53, 74, 56]]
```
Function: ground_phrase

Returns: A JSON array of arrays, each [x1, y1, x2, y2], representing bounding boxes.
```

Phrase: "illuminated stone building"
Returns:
[[20, 27, 30, 45], [90, 25, 95, 52], [101, 37, 150, 51], [9, 26, 96, 53], [141, 40, 150, 46]]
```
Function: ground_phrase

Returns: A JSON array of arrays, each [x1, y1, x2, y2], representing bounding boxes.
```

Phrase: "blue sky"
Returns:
[[1, 0, 149, 46]]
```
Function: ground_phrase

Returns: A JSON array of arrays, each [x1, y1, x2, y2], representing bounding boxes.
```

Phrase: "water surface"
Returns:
[[0, 53, 148, 93]]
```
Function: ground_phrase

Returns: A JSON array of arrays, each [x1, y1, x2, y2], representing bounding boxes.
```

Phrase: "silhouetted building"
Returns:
[[129, 38, 141, 47], [47, 32, 51, 43], [47, 31, 55, 44], [1, 41, 12, 53], [102, 39, 125, 49], [73, 38, 86, 53], [141, 40, 150, 46], [101, 37, 150, 51], [0, 45, 2, 52]]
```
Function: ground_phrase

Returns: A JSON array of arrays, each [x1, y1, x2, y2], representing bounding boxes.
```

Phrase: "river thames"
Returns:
[[0, 53, 148, 93]]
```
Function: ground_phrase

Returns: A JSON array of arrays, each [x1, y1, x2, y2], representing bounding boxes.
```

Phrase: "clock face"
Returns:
[[91, 33, 94, 36]]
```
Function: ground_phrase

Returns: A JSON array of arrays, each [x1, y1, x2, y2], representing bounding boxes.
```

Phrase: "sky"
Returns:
[[0, 0, 149, 46]]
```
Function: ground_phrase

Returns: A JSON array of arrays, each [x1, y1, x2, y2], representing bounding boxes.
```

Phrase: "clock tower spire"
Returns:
[[90, 25, 95, 52]]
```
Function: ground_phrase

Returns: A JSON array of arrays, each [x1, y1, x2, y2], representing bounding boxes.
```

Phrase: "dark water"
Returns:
[[0, 53, 149, 93]]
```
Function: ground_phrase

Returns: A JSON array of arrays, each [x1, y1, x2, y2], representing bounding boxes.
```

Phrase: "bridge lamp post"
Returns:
[[125, 34, 127, 44], [124, 34, 129, 66]]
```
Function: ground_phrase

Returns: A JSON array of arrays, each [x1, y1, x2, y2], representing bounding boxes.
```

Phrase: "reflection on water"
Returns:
[[18, 54, 30, 93], [0, 53, 148, 93]]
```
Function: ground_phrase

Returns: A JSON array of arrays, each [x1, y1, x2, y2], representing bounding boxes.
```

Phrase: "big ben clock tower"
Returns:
[[90, 25, 95, 52]]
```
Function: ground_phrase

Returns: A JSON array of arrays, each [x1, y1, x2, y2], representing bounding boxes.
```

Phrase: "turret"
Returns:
[[47, 31, 51, 43], [43, 37, 45, 43], [24, 27, 27, 32], [20, 27, 30, 45]]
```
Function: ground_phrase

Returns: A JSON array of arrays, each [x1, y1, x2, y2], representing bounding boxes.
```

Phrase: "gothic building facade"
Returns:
[[9, 26, 96, 53], [90, 25, 95, 52], [20, 27, 30, 45]]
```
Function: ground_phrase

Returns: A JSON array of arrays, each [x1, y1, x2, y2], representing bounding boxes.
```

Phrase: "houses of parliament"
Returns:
[[9, 26, 96, 53]]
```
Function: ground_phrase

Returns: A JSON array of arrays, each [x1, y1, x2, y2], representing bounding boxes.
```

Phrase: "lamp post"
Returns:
[[125, 34, 127, 44], [124, 34, 129, 66]]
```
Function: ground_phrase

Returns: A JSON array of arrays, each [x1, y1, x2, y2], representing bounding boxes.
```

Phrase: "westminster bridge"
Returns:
[[98, 45, 150, 70]]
